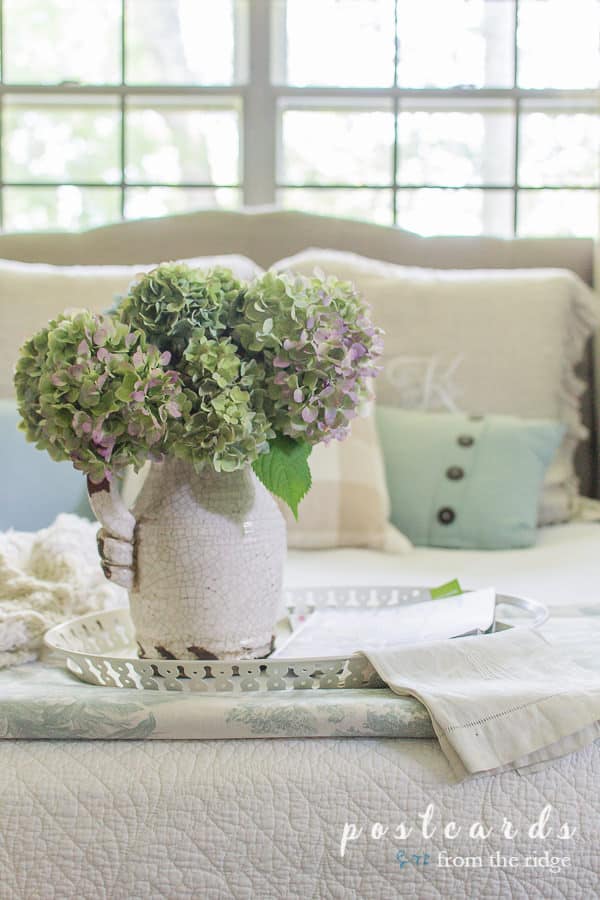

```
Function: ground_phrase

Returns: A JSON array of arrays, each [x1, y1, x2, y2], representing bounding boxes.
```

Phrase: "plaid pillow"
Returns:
[[282, 412, 412, 552]]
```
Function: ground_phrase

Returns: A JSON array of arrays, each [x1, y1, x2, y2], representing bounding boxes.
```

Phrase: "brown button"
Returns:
[[446, 465, 464, 481], [457, 435, 474, 447], [437, 507, 456, 525]]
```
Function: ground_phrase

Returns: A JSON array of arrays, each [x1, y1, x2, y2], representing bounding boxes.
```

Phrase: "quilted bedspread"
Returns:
[[2, 521, 600, 899], [1, 737, 599, 899]]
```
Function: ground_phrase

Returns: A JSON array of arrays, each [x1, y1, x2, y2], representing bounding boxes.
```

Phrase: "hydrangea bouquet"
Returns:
[[15, 263, 382, 517]]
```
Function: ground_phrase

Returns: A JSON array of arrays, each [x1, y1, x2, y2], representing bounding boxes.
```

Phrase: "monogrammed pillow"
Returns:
[[274, 248, 600, 525], [0, 254, 262, 399]]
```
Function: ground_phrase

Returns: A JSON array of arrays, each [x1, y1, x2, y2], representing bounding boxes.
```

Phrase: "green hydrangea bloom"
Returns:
[[117, 263, 242, 359], [13, 262, 384, 508], [168, 331, 273, 472], [233, 270, 383, 444], [14, 310, 187, 483]]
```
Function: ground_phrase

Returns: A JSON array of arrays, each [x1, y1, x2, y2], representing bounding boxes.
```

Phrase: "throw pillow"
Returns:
[[375, 406, 565, 550]]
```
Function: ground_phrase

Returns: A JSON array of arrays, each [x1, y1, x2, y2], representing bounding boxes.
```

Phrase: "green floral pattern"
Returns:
[[0, 663, 431, 741]]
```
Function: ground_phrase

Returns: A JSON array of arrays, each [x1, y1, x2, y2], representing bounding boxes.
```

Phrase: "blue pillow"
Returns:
[[375, 408, 565, 550], [0, 399, 92, 532]]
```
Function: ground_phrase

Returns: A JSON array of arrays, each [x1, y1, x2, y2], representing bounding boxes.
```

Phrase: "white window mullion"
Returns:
[[243, 0, 276, 206]]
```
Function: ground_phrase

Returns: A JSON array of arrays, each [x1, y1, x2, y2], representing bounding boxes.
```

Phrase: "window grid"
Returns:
[[512, 0, 520, 234], [0, 0, 249, 229], [119, 0, 126, 219], [391, 0, 399, 225], [0, 0, 597, 235], [273, 0, 600, 235]]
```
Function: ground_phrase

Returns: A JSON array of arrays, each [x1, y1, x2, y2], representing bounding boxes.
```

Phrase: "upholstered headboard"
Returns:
[[0, 207, 597, 496], [0, 207, 595, 279]]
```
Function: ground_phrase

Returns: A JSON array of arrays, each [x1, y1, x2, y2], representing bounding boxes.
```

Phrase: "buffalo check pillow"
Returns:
[[281, 411, 412, 552]]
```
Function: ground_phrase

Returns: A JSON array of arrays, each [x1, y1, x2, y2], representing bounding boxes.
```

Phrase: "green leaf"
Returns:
[[252, 435, 312, 519], [430, 578, 463, 600]]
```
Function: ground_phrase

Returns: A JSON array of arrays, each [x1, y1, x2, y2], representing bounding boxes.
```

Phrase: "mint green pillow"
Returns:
[[375, 408, 565, 550]]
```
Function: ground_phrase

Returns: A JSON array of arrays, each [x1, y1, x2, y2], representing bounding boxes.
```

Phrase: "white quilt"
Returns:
[[1, 737, 598, 899], [2, 522, 600, 899]]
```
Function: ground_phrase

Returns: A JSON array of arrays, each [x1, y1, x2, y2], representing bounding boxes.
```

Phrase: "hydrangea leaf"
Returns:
[[252, 435, 312, 519]]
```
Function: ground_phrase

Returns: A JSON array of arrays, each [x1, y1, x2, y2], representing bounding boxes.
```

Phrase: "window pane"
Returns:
[[518, 190, 598, 237], [396, 188, 513, 236], [275, 0, 395, 86], [518, 0, 600, 88], [125, 187, 241, 219], [3, 0, 121, 84], [3, 186, 121, 231], [4, 97, 121, 184], [519, 101, 600, 187], [278, 188, 393, 225], [125, 98, 240, 185], [280, 108, 394, 185], [126, 0, 240, 85], [397, 0, 515, 87], [398, 99, 515, 186]]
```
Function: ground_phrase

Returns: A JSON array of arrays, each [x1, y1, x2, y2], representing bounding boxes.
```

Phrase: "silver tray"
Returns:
[[43, 585, 548, 693]]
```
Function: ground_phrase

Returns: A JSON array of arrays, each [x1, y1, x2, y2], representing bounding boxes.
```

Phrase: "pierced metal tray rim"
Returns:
[[43, 586, 548, 692]]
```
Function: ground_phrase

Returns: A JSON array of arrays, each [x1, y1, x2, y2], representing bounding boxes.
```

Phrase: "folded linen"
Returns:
[[0, 514, 126, 668], [366, 627, 600, 781]]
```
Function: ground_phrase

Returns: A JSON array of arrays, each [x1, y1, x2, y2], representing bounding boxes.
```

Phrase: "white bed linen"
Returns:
[[2, 736, 599, 899], [286, 522, 600, 609], [2, 522, 599, 899]]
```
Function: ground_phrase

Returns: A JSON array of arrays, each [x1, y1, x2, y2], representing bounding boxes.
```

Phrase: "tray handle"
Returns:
[[495, 594, 548, 629]]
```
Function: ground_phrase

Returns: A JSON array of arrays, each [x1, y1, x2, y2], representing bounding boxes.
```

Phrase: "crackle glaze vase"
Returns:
[[87, 458, 286, 661]]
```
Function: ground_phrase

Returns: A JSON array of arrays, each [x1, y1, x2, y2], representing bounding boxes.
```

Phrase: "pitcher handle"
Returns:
[[87, 476, 136, 590]]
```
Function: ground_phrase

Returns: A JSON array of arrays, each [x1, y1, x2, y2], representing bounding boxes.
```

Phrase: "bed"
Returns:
[[1, 209, 599, 899]]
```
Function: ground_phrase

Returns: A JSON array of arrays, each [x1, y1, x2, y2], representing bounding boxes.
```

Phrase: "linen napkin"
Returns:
[[365, 627, 600, 781]]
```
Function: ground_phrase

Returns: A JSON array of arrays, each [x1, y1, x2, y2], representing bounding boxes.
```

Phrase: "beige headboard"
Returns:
[[0, 207, 597, 496], [0, 207, 595, 280]]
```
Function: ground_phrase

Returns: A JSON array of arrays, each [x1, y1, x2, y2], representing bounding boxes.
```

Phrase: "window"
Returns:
[[1, 0, 245, 230], [0, 0, 598, 236], [274, 0, 600, 236]]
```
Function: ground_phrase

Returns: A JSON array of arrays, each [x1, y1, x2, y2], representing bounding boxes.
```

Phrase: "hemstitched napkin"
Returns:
[[365, 627, 600, 781]]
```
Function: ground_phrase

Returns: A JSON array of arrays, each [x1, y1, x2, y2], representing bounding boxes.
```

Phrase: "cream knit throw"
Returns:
[[0, 514, 127, 668]]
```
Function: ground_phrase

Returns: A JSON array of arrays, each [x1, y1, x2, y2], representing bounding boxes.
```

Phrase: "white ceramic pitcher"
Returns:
[[88, 458, 286, 660]]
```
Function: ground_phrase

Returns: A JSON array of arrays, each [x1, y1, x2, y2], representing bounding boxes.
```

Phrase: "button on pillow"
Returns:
[[375, 408, 565, 550]]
